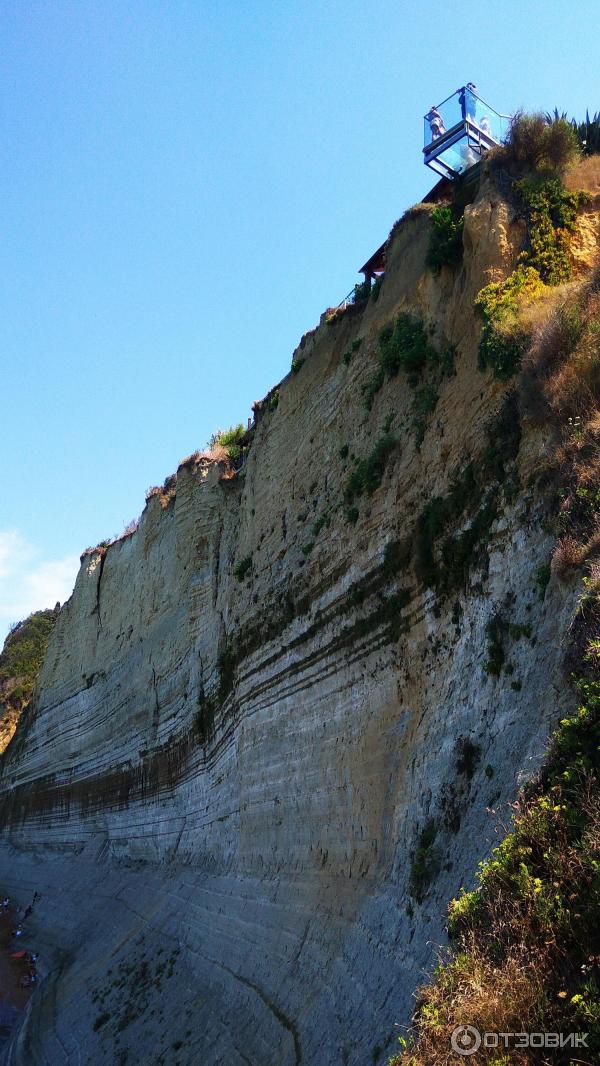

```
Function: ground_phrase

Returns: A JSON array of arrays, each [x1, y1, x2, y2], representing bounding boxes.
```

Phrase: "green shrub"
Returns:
[[438, 344, 457, 378], [211, 423, 245, 460], [500, 111, 580, 173], [455, 737, 481, 779], [415, 465, 481, 588], [476, 265, 543, 328], [346, 506, 359, 524], [516, 176, 588, 285], [311, 514, 329, 536], [544, 109, 600, 155], [535, 563, 551, 595], [0, 607, 60, 717], [352, 280, 371, 304], [410, 820, 440, 903], [233, 556, 252, 582], [371, 275, 383, 302], [445, 679, 600, 1053], [573, 109, 600, 155], [379, 314, 434, 380], [268, 389, 279, 411], [344, 435, 398, 500], [362, 365, 385, 410], [475, 174, 586, 378], [477, 325, 531, 381], [363, 314, 435, 409], [484, 614, 506, 676], [0, 608, 59, 687], [426, 206, 464, 274], [301, 542, 314, 555], [339, 444, 349, 460], [291, 357, 305, 374], [413, 384, 439, 417], [440, 501, 497, 591], [476, 265, 543, 379]]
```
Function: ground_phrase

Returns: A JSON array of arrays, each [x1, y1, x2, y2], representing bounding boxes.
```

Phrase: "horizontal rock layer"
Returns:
[[0, 176, 581, 1065]]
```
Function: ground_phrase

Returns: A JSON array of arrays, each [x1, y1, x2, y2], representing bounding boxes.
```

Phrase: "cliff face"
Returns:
[[0, 172, 595, 1065]]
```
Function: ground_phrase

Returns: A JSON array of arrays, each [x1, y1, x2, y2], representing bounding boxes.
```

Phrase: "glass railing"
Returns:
[[424, 88, 509, 150], [430, 139, 482, 177]]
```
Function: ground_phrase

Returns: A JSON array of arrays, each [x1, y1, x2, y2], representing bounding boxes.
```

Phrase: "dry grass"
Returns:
[[550, 514, 600, 579], [519, 284, 600, 426], [546, 329, 600, 423], [565, 154, 600, 196], [178, 447, 222, 468], [552, 534, 582, 577], [579, 520, 600, 566], [393, 948, 548, 1066], [146, 472, 178, 509], [392, 787, 600, 1064]]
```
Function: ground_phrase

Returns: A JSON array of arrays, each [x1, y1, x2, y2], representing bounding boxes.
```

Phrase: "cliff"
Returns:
[[0, 160, 598, 1065]]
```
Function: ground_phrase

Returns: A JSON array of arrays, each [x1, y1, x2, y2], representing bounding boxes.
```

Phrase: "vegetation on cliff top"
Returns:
[[0, 607, 59, 717], [210, 423, 246, 461]]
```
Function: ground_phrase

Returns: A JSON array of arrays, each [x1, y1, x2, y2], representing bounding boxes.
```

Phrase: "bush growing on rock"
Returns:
[[344, 435, 399, 500], [498, 111, 580, 173], [425, 206, 464, 275], [210, 424, 246, 461]]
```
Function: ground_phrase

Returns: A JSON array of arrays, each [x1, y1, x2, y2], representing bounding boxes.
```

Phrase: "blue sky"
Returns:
[[1, 0, 599, 639]]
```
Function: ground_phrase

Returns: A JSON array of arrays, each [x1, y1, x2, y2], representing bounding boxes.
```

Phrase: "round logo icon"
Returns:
[[451, 1025, 482, 1056]]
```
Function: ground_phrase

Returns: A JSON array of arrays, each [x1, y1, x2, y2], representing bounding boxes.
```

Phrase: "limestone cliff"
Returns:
[[0, 165, 597, 1066]]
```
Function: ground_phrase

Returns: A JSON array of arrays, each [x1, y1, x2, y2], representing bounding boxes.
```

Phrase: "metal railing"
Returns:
[[336, 287, 358, 311]]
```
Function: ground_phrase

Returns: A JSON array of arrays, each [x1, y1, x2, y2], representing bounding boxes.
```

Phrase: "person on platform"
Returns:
[[427, 105, 445, 140]]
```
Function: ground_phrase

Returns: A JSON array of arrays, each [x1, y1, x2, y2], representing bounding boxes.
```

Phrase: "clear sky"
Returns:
[[1, 0, 599, 640]]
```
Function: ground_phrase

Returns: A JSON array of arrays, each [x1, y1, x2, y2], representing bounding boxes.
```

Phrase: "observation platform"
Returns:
[[424, 86, 509, 179]]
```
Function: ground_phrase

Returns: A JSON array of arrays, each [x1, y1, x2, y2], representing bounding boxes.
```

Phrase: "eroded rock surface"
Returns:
[[0, 174, 586, 1065]]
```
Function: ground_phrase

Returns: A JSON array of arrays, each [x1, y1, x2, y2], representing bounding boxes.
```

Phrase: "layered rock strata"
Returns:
[[0, 174, 591, 1065]]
